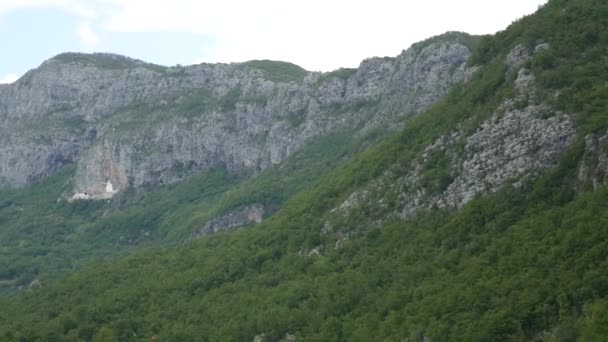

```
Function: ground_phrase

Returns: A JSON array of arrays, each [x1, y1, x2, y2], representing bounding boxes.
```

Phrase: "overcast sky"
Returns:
[[0, 0, 548, 84]]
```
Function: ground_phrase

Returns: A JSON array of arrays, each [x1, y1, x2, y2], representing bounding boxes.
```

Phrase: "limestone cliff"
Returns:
[[577, 130, 608, 191], [327, 43, 578, 235], [0, 33, 474, 199]]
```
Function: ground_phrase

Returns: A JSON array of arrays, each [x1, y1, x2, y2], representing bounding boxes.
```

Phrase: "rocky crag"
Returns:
[[326, 43, 580, 239], [188, 203, 267, 240], [0, 33, 475, 199]]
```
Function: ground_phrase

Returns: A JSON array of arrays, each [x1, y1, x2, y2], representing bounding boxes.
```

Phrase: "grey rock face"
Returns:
[[252, 334, 265, 342], [189, 203, 265, 239], [432, 105, 574, 209], [252, 332, 296, 342], [0, 36, 473, 198], [280, 333, 297, 342], [506, 44, 532, 74], [388, 102, 575, 218], [72, 140, 132, 198], [576, 130, 608, 191], [398, 69, 576, 217], [331, 45, 577, 227]]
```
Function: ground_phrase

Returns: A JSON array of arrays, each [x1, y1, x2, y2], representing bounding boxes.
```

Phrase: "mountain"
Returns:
[[1, 0, 608, 340], [0, 33, 474, 197], [0, 33, 477, 294]]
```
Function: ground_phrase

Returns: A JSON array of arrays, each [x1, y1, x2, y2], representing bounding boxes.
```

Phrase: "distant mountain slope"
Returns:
[[2, 0, 608, 340], [0, 33, 477, 293], [0, 33, 474, 199]]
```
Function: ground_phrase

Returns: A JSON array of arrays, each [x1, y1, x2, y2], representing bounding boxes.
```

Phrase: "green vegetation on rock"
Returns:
[[52, 52, 167, 72], [239, 60, 308, 83], [1, 0, 608, 341]]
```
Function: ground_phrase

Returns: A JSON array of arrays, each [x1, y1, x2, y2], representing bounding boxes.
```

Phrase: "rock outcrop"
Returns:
[[329, 43, 578, 229], [0, 34, 474, 199], [576, 130, 608, 191], [189, 203, 266, 239], [397, 93, 575, 217]]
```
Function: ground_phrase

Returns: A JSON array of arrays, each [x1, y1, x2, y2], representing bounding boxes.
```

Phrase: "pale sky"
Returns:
[[0, 0, 548, 84]]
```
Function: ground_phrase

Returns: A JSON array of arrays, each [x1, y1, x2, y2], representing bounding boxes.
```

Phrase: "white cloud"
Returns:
[[0, 0, 102, 51], [78, 22, 99, 49], [0, 73, 20, 84], [0, 0, 549, 72], [99, 0, 548, 71], [0, 0, 96, 19]]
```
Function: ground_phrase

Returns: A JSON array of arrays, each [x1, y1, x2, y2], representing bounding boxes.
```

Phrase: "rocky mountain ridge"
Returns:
[[188, 42, 583, 241], [324, 42, 582, 242], [3, 1, 608, 339], [0, 33, 475, 199]]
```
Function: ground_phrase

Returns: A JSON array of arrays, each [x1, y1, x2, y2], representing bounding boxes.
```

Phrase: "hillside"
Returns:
[[0, 32, 476, 293], [0, 34, 473, 194], [1, 0, 608, 340]]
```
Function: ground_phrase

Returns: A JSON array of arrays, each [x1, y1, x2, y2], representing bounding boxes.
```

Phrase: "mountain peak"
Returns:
[[42, 52, 167, 72]]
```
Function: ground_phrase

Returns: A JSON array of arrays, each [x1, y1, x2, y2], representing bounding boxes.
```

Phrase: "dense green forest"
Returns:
[[1, 0, 608, 340], [0, 127, 382, 293]]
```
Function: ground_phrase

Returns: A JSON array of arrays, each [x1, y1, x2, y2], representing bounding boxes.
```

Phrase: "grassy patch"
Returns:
[[239, 60, 308, 83], [52, 53, 167, 73]]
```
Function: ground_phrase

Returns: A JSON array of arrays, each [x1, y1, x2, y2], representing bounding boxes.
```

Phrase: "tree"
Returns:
[[92, 326, 118, 342]]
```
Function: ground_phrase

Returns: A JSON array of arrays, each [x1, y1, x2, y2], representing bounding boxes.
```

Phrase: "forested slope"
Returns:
[[0, 32, 476, 293], [1, 0, 608, 340]]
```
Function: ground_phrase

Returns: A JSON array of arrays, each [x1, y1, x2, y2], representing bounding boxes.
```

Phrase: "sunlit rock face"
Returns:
[[329, 44, 577, 227], [0, 35, 475, 199]]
